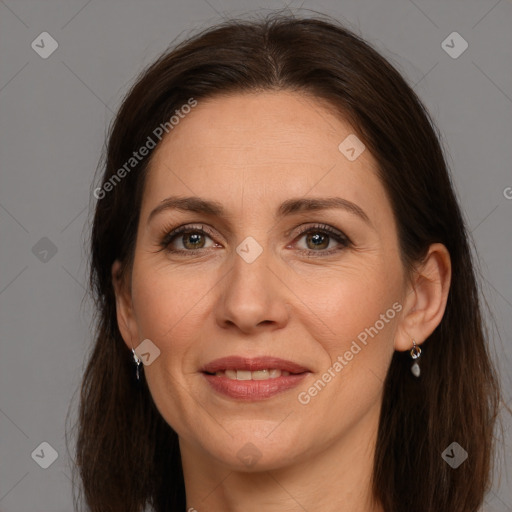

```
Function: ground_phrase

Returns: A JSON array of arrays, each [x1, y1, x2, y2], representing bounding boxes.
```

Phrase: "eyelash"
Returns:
[[159, 223, 351, 258]]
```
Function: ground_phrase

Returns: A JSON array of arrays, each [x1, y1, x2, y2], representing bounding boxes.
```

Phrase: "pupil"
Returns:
[[185, 233, 204, 249], [308, 232, 328, 250]]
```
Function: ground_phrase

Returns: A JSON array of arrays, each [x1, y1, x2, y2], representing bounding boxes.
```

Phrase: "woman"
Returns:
[[74, 12, 501, 512]]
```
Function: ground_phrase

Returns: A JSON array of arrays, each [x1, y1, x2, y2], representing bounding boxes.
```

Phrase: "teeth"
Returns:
[[215, 369, 292, 380], [237, 370, 252, 381], [253, 369, 270, 380]]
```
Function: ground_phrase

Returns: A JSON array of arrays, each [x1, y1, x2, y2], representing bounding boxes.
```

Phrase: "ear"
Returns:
[[112, 259, 138, 351], [394, 243, 452, 351]]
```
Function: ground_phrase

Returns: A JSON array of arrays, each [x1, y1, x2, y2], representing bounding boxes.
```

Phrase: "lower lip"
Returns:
[[202, 372, 309, 401]]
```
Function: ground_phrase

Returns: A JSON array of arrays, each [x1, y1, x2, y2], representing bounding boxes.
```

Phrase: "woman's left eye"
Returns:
[[292, 224, 351, 256], [160, 223, 350, 256]]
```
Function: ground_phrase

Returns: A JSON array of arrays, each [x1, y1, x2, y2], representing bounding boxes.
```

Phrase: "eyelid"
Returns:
[[291, 223, 350, 243]]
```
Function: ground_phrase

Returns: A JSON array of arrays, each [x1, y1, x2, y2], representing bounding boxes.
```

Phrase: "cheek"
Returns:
[[297, 261, 403, 410], [129, 262, 213, 428], [130, 258, 215, 342], [292, 258, 402, 350], [290, 266, 402, 422]]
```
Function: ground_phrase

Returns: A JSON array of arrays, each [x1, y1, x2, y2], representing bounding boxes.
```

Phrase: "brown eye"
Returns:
[[305, 232, 330, 250], [180, 231, 207, 250], [160, 225, 218, 254], [293, 224, 351, 256]]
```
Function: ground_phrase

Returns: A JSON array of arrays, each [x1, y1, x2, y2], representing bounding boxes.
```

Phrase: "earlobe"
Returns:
[[394, 243, 452, 351], [111, 260, 138, 350]]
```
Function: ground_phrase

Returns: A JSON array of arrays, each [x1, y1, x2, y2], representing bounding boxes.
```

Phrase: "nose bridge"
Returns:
[[229, 236, 273, 306], [215, 235, 289, 332], [232, 235, 270, 289]]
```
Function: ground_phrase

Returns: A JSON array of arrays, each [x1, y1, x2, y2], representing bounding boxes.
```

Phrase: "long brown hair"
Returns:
[[70, 12, 501, 512]]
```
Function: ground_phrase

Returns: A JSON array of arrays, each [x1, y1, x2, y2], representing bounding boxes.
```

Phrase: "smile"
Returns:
[[213, 369, 291, 380], [201, 356, 311, 400]]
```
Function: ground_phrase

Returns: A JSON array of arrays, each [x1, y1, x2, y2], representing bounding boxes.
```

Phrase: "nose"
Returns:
[[214, 244, 290, 334]]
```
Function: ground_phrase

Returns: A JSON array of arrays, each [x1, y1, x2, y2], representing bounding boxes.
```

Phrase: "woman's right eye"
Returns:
[[161, 225, 219, 254]]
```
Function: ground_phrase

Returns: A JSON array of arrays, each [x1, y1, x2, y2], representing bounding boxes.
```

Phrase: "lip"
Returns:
[[201, 356, 310, 374], [201, 356, 311, 401]]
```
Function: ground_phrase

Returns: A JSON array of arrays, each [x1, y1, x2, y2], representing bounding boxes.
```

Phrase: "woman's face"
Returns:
[[116, 91, 410, 471]]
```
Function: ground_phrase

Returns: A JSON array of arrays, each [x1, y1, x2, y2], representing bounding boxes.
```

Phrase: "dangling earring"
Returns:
[[410, 339, 422, 377], [132, 348, 142, 380]]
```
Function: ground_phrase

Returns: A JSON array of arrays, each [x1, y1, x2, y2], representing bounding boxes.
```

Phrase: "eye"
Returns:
[[159, 223, 351, 257], [160, 225, 219, 254], [292, 224, 351, 256]]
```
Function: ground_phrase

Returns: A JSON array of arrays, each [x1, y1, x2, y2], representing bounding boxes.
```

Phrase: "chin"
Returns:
[[199, 429, 309, 472]]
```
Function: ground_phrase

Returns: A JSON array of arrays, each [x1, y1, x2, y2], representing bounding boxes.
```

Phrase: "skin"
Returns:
[[113, 91, 451, 512]]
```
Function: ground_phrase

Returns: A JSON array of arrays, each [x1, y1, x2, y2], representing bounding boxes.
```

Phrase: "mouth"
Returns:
[[201, 356, 311, 400], [207, 368, 294, 380]]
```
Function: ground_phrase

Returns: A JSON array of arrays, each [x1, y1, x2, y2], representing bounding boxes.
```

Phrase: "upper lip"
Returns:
[[201, 356, 310, 374]]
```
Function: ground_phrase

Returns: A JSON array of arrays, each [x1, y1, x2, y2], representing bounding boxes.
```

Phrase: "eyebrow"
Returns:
[[147, 195, 371, 226]]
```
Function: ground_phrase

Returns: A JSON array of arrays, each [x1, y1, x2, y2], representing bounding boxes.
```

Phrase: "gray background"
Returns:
[[0, 0, 511, 510]]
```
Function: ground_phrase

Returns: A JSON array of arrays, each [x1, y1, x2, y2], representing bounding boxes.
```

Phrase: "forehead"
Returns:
[[142, 91, 384, 219]]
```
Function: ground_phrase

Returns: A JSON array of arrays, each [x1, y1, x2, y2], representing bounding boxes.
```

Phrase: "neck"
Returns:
[[180, 405, 384, 512]]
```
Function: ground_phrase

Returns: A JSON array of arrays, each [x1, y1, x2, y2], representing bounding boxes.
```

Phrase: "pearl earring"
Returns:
[[410, 339, 422, 377]]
